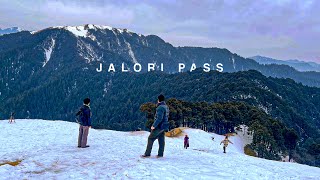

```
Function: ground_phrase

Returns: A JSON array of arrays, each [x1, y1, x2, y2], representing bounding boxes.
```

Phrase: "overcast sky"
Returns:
[[1, 0, 319, 62]]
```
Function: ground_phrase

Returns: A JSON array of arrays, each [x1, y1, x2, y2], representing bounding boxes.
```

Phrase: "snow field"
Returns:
[[0, 120, 319, 179]]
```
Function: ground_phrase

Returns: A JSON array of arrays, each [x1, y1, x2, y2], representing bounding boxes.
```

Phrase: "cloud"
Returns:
[[0, 0, 319, 62], [0, 0, 135, 29]]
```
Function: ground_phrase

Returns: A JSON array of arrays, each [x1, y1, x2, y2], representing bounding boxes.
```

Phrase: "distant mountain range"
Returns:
[[0, 27, 22, 35], [0, 24, 320, 88], [250, 55, 320, 72]]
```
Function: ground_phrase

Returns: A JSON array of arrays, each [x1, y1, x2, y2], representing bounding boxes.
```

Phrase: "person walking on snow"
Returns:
[[184, 135, 189, 149], [141, 94, 169, 158], [9, 112, 15, 124], [76, 98, 92, 148], [220, 136, 233, 153]]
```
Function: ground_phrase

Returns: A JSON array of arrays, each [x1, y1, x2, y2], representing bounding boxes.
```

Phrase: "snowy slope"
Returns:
[[0, 120, 319, 179], [43, 38, 56, 67]]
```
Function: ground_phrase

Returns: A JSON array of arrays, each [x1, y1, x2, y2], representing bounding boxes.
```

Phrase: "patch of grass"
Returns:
[[225, 133, 237, 137], [165, 128, 183, 137], [244, 144, 257, 157], [0, 159, 23, 166]]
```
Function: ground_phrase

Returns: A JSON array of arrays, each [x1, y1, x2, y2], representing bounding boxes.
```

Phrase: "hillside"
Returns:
[[1, 120, 319, 179], [3, 70, 319, 136], [250, 55, 320, 72]]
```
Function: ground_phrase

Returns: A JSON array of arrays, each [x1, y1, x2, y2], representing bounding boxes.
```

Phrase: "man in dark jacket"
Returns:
[[142, 94, 169, 158], [76, 98, 92, 148]]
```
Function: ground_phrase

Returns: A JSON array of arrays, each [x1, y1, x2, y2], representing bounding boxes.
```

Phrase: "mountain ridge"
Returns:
[[250, 55, 320, 72], [0, 27, 22, 35]]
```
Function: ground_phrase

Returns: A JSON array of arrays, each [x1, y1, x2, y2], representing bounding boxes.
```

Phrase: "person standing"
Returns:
[[8, 112, 15, 124], [184, 135, 189, 149], [220, 136, 233, 153], [141, 94, 169, 158], [76, 98, 92, 148]]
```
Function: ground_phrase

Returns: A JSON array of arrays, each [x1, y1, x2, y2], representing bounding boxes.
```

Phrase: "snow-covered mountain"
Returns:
[[250, 55, 320, 72], [33, 25, 138, 38], [0, 27, 22, 35], [1, 119, 319, 179], [1, 24, 320, 89]]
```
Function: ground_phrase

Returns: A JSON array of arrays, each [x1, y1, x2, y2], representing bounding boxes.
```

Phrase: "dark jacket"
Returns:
[[184, 137, 189, 144], [152, 101, 169, 131], [76, 105, 92, 126]]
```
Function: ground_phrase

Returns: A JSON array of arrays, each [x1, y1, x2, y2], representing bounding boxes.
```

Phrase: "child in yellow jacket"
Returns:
[[220, 136, 233, 153]]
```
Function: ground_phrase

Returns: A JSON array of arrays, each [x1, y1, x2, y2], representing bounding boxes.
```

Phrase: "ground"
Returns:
[[0, 119, 319, 179]]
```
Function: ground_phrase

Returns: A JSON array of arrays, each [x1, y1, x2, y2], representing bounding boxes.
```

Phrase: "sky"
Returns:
[[0, 0, 319, 62]]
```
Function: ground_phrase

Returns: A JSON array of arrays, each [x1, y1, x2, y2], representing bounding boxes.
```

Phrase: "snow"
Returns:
[[141, 39, 149, 47], [30, 24, 137, 38], [232, 56, 236, 70], [77, 39, 98, 63], [86, 24, 112, 31], [30, 30, 38, 34], [17, 27, 22, 31], [43, 38, 55, 67], [235, 125, 253, 146], [232, 94, 257, 100], [116, 28, 124, 33], [103, 79, 112, 97], [0, 27, 22, 35], [88, 34, 97, 41], [258, 104, 270, 114], [112, 30, 121, 46], [124, 40, 138, 63], [65, 26, 88, 37], [0, 120, 319, 179]]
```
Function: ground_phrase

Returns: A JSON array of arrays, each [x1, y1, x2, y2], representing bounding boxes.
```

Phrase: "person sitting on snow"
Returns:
[[220, 136, 233, 153]]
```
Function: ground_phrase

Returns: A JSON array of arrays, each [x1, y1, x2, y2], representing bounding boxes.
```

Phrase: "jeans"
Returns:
[[144, 129, 165, 156], [78, 125, 89, 147]]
